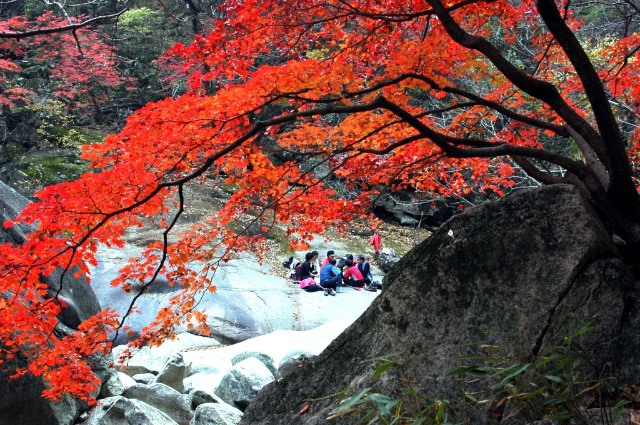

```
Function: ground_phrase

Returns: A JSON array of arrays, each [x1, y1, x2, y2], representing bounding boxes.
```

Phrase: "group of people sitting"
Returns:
[[291, 250, 382, 296]]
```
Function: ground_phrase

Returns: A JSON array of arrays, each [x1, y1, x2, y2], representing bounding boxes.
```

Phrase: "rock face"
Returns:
[[191, 403, 243, 425], [92, 246, 379, 345], [214, 357, 275, 411], [373, 187, 455, 226], [375, 251, 399, 273], [85, 396, 179, 425], [0, 181, 101, 330], [0, 180, 102, 425], [240, 185, 640, 425], [122, 383, 193, 425], [152, 353, 190, 393]]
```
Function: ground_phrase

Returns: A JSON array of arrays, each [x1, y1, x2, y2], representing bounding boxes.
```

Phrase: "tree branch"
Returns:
[[375, 95, 590, 178], [0, 10, 127, 40], [424, 0, 608, 168], [536, 0, 633, 187]]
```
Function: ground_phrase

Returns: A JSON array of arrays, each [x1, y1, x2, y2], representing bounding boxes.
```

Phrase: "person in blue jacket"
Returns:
[[356, 255, 373, 281], [356, 255, 382, 289], [319, 258, 341, 296]]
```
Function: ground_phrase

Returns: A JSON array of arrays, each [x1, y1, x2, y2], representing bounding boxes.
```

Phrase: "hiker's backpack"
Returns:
[[289, 261, 301, 281], [282, 256, 294, 269]]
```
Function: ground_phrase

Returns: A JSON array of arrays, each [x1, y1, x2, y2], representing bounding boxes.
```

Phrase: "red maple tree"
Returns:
[[0, 11, 127, 114], [1, 0, 639, 402]]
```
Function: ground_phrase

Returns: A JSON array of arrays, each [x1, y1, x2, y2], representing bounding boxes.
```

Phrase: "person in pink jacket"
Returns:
[[321, 250, 336, 267], [342, 259, 374, 291]]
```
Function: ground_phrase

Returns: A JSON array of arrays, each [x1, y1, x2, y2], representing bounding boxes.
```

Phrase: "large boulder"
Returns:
[[84, 396, 179, 425], [375, 251, 399, 273], [0, 180, 102, 425], [91, 242, 377, 344], [182, 319, 354, 397], [0, 180, 101, 329], [191, 403, 243, 425], [93, 245, 379, 345], [231, 351, 277, 377], [122, 383, 194, 425], [240, 185, 640, 425], [0, 357, 78, 425], [214, 357, 275, 411], [113, 333, 219, 376]]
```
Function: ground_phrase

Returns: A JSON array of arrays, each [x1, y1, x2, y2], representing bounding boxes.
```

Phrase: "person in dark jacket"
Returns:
[[297, 252, 315, 280], [337, 254, 353, 270]]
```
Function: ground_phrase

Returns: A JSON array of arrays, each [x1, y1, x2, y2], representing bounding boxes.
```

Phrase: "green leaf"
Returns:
[[465, 392, 479, 403], [331, 387, 371, 414], [546, 413, 575, 420], [541, 397, 567, 407], [502, 363, 530, 380], [360, 353, 401, 364], [435, 401, 446, 422], [372, 361, 397, 380], [544, 375, 566, 383], [441, 366, 490, 379]]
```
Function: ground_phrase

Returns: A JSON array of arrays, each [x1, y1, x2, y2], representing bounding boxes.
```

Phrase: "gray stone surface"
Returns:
[[214, 357, 275, 411], [113, 333, 219, 375], [91, 246, 379, 345], [122, 383, 194, 425], [190, 403, 243, 425], [0, 358, 79, 425], [239, 185, 640, 425], [133, 373, 157, 385], [375, 251, 399, 273], [0, 181, 101, 330], [188, 389, 224, 409], [117, 372, 137, 390], [277, 353, 309, 379], [99, 372, 125, 399], [153, 353, 190, 393], [182, 320, 353, 398], [85, 396, 179, 425], [231, 351, 277, 377], [0, 180, 101, 425], [0, 179, 31, 245]]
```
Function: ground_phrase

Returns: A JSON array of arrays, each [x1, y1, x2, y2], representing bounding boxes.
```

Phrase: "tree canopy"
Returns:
[[1, 0, 640, 402]]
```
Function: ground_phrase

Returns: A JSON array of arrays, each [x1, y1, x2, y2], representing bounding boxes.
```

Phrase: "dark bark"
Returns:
[[422, 0, 640, 270]]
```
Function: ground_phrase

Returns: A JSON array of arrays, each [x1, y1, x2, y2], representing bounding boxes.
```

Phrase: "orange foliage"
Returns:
[[1, 0, 640, 402]]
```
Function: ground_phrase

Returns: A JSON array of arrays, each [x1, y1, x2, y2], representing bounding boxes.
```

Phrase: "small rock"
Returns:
[[133, 373, 157, 385], [153, 353, 190, 393], [231, 351, 277, 377], [191, 402, 243, 425]]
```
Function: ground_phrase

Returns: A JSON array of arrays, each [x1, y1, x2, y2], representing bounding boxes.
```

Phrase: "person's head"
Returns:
[[305, 252, 314, 261], [346, 254, 353, 260], [311, 250, 319, 260], [357, 255, 365, 265], [345, 259, 354, 267], [329, 258, 336, 266], [326, 250, 335, 259]]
